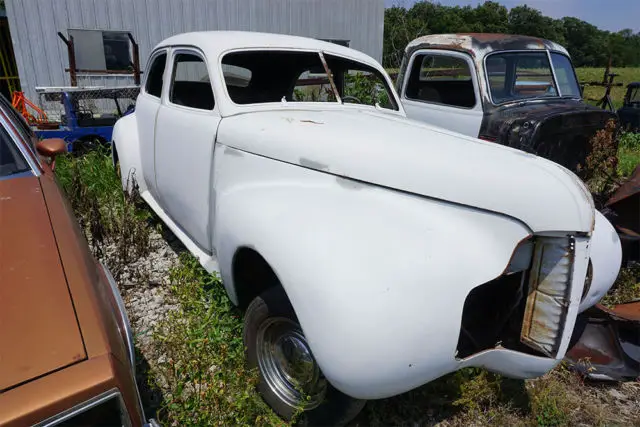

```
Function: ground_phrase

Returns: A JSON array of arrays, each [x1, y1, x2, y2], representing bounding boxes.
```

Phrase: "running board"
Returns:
[[141, 191, 220, 274]]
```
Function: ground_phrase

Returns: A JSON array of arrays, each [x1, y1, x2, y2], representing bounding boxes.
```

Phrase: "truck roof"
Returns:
[[405, 33, 570, 58]]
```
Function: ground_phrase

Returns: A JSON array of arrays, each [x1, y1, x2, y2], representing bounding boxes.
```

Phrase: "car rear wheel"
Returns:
[[244, 287, 366, 426]]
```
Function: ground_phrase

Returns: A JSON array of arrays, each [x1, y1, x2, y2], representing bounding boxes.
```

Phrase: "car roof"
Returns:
[[156, 31, 379, 67], [405, 33, 570, 58]]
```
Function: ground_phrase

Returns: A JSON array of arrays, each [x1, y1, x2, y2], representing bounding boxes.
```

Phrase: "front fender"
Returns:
[[579, 211, 622, 312], [112, 113, 146, 194], [213, 147, 532, 399]]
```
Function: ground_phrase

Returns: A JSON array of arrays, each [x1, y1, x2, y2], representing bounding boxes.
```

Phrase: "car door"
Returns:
[[136, 50, 167, 198], [400, 50, 483, 138], [154, 48, 220, 252]]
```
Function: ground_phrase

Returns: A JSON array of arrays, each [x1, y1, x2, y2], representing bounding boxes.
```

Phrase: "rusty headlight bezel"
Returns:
[[520, 236, 575, 357]]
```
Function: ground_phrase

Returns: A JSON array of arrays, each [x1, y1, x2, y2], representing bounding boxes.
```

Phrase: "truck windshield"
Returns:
[[486, 51, 580, 104]]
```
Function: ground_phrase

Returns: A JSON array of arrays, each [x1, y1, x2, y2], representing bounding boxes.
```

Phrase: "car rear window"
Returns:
[[0, 127, 30, 178]]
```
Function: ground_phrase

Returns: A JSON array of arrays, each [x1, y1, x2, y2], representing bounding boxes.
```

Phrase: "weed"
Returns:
[[150, 254, 285, 427], [601, 264, 640, 307], [583, 119, 620, 197], [55, 148, 151, 280]]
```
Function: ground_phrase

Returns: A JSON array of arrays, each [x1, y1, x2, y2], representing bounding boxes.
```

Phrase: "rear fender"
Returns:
[[213, 147, 532, 398], [112, 113, 146, 194]]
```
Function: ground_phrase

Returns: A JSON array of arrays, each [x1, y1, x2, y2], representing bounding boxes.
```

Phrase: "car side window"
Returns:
[[406, 54, 476, 108], [169, 53, 215, 110], [145, 52, 167, 98]]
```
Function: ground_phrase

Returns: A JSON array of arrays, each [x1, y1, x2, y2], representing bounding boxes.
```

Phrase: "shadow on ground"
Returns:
[[349, 371, 531, 426], [135, 347, 164, 421]]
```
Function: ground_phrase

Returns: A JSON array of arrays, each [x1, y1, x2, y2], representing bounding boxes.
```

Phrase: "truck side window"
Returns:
[[406, 54, 475, 108], [145, 53, 167, 98]]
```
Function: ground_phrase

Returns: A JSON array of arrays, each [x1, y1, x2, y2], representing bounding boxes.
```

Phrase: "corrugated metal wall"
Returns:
[[5, 0, 384, 103]]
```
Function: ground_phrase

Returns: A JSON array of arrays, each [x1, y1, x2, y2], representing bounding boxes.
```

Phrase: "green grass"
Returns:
[[618, 131, 640, 177], [150, 254, 285, 426], [576, 67, 640, 109]]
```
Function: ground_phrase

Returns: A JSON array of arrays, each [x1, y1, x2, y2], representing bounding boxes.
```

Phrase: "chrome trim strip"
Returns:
[[35, 389, 131, 427], [0, 113, 41, 177], [101, 261, 136, 375]]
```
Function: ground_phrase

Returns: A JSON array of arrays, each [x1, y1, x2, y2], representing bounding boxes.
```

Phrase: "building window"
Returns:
[[68, 29, 132, 71]]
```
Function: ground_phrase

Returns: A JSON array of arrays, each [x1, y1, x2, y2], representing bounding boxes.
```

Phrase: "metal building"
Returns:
[[5, 0, 384, 103]]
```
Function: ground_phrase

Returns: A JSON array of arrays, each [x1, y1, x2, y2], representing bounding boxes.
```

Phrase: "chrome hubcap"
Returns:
[[257, 318, 327, 409]]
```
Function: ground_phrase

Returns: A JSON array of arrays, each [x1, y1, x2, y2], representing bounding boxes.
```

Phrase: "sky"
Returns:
[[384, 0, 640, 33]]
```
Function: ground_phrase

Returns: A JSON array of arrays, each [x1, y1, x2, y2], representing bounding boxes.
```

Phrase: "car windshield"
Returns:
[[486, 51, 580, 104], [221, 50, 398, 110], [0, 127, 30, 179]]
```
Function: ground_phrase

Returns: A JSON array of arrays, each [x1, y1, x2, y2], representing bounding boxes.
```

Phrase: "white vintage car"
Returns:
[[112, 32, 621, 424]]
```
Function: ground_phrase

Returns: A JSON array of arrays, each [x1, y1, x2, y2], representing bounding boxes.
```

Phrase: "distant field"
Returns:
[[572, 67, 639, 109]]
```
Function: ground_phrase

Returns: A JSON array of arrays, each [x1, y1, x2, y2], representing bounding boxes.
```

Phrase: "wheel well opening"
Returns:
[[233, 247, 280, 310], [112, 143, 119, 165]]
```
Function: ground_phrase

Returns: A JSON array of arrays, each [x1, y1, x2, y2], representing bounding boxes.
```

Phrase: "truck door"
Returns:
[[400, 50, 483, 138]]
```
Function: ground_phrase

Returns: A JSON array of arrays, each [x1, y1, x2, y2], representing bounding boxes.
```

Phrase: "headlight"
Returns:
[[520, 236, 575, 357], [35, 390, 130, 426]]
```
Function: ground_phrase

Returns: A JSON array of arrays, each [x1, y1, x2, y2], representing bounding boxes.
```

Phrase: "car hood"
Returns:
[[219, 108, 594, 233], [0, 176, 86, 392]]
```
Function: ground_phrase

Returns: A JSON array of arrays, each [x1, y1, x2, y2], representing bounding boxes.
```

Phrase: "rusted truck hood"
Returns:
[[480, 100, 616, 173], [0, 176, 86, 391], [218, 108, 594, 233]]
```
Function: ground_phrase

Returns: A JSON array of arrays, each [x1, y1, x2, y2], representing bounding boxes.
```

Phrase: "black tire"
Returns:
[[244, 286, 366, 426]]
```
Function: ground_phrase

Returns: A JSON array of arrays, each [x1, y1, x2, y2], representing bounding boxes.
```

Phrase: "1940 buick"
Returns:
[[112, 32, 621, 425]]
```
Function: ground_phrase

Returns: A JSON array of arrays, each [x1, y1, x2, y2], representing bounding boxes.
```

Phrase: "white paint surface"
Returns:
[[112, 32, 615, 401]]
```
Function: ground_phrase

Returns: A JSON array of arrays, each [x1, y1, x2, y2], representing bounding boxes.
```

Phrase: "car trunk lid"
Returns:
[[0, 176, 86, 391]]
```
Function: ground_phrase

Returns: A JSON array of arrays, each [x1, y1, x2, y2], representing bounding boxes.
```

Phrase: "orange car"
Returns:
[[0, 96, 155, 426]]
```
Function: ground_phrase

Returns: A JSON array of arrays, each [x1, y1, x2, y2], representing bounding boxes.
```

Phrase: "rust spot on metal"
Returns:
[[406, 33, 569, 58], [606, 165, 640, 207], [565, 302, 640, 381], [605, 165, 640, 263], [521, 237, 574, 357]]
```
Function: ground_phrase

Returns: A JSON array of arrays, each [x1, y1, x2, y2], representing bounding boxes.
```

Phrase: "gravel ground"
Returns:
[[100, 228, 184, 416]]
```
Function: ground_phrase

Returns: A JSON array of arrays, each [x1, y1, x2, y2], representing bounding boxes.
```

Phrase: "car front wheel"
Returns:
[[243, 286, 365, 426]]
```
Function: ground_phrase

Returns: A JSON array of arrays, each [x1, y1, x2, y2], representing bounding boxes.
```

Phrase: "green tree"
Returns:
[[473, 1, 509, 34], [383, 1, 640, 68]]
